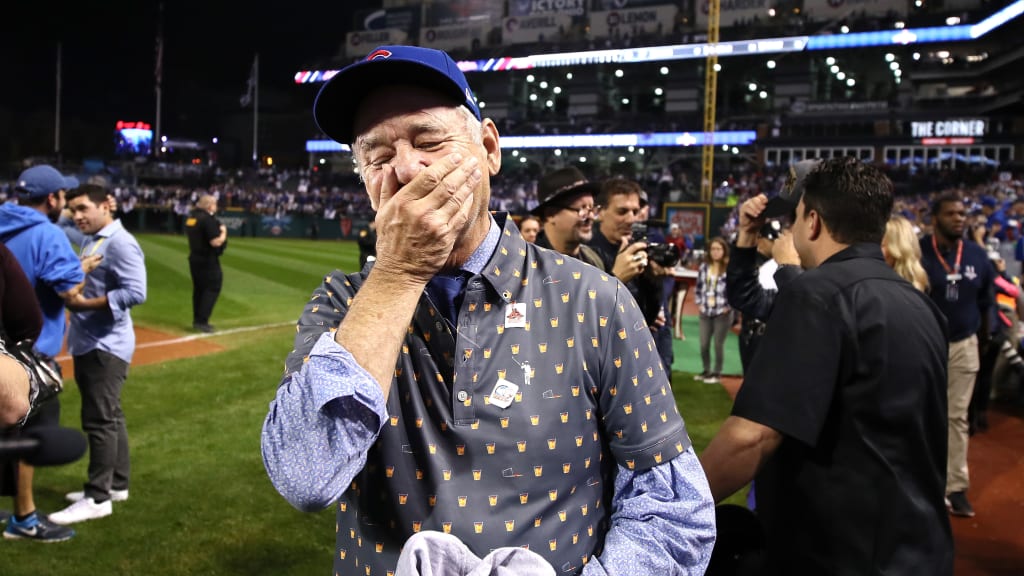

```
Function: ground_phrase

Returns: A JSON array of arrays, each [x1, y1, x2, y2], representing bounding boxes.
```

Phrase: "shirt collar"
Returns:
[[459, 214, 500, 276], [92, 218, 123, 239], [820, 242, 885, 265]]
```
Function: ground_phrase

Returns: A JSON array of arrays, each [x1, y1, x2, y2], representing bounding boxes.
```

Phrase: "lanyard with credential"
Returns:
[[931, 235, 962, 302], [85, 237, 105, 256]]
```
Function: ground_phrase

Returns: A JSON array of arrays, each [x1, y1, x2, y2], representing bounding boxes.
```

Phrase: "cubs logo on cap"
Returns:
[[314, 45, 482, 145]]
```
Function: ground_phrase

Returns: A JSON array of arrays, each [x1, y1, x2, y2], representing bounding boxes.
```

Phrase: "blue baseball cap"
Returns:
[[313, 45, 481, 145], [15, 165, 79, 199]]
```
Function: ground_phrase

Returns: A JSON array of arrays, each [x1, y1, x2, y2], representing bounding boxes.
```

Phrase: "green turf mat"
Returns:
[[671, 315, 744, 377]]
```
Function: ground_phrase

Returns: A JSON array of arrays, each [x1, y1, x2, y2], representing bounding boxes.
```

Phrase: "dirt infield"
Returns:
[[721, 376, 1024, 575], [55, 326, 224, 376]]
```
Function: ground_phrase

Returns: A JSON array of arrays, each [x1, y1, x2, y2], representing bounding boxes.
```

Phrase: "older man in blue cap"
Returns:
[[0, 164, 99, 543], [261, 46, 715, 576]]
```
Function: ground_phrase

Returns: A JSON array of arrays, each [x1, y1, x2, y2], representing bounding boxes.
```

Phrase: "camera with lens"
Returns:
[[630, 222, 681, 267], [760, 220, 783, 240]]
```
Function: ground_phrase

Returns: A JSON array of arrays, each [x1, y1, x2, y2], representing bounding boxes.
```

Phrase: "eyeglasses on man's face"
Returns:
[[559, 204, 599, 219]]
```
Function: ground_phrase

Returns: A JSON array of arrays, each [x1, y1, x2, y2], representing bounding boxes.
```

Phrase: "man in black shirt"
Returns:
[[589, 178, 673, 373], [702, 157, 953, 575], [185, 194, 227, 333]]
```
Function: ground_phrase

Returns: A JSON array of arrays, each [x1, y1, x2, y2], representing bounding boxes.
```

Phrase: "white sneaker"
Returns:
[[48, 498, 112, 525], [66, 489, 129, 503]]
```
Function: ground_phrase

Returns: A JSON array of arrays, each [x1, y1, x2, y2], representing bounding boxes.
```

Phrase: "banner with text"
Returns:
[[802, 0, 908, 22], [593, 0, 680, 9], [425, 0, 503, 26], [508, 0, 587, 17], [420, 21, 491, 51], [345, 29, 410, 59], [503, 13, 573, 44], [695, 0, 771, 29], [589, 4, 679, 38]]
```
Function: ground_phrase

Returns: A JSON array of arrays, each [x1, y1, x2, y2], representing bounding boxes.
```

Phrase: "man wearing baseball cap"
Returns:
[[262, 45, 715, 576], [530, 166, 605, 269], [0, 164, 97, 543]]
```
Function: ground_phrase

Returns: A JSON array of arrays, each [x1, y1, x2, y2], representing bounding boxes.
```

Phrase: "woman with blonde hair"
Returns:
[[883, 216, 929, 292]]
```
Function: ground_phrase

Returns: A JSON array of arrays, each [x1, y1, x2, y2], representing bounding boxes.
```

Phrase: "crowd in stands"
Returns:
[[2, 161, 1019, 233]]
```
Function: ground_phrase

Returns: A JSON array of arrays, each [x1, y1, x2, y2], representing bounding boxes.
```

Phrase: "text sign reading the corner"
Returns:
[[911, 119, 986, 138]]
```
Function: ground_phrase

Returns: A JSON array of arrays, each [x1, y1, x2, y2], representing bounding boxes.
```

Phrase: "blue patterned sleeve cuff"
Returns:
[[307, 332, 389, 430], [582, 447, 716, 575], [261, 332, 390, 511]]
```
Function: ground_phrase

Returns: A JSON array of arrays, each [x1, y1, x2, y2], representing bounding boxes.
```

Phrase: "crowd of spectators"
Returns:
[[3, 161, 1020, 235]]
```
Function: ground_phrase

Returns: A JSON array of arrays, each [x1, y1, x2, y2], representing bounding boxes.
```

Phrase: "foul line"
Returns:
[[54, 321, 295, 362]]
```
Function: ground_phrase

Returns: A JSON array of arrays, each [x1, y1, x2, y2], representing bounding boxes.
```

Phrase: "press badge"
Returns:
[[504, 302, 527, 329], [490, 378, 519, 409]]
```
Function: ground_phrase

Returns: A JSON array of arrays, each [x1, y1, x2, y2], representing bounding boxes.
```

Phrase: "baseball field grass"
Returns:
[[2, 233, 737, 576]]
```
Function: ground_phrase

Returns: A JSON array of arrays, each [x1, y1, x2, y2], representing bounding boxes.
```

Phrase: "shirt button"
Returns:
[[456, 390, 468, 402]]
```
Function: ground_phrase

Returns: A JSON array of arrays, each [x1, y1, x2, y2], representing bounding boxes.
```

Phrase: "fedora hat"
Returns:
[[531, 166, 601, 216]]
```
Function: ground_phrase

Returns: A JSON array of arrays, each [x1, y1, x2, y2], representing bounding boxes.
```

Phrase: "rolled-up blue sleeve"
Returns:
[[261, 332, 389, 512], [582, 448, 716, 576], [106, 240, 147, 321]]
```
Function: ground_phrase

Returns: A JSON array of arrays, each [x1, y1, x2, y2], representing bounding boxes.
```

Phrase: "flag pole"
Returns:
[[154, 1, 165, 158], [252, 53, 259, 166], [55, 42, 62, 161]]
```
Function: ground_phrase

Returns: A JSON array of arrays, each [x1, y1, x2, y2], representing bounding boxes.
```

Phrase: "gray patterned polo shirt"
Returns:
[[286, 215, 692, 576]]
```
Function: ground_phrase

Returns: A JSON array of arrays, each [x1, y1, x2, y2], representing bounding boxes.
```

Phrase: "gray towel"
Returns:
[[395, 531, 557, 576]]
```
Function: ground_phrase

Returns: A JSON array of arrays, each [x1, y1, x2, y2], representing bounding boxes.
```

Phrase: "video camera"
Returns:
[[630, 221, 681, 267], [760, 220, 783, 240]]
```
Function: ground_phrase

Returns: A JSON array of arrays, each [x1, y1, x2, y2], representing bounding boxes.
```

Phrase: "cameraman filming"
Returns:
[[589, 178, 680, 376], [727, 162, 815, 371]]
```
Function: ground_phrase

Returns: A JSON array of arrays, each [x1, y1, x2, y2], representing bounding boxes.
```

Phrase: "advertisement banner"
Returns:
[[360, 7, 422, 32], [694, 0, 770, 29], [420, 21, 491, 52], [508, 0, 587, 17], [503, 13, 573, 44], [425, 0, 503, 26], [593, 0, 678, 9], [589, 4, 679, 37], [345, 30, 410, 59], [802, 0, 908, 22]]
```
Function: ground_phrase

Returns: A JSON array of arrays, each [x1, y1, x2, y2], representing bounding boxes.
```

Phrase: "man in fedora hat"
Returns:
[[531, 167, 605, 269]]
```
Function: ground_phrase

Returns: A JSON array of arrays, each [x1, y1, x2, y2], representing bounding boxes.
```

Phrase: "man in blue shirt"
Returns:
[[0, 164, 93, 542], [261, 45, 715, 576], [48, 184, 147, 526], [919, 192, 995, 518]]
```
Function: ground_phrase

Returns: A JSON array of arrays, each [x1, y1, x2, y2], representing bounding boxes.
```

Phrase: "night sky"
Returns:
[[1, 1, 378, 161]]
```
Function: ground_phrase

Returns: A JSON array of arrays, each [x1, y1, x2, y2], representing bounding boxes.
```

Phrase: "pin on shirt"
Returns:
[[521, 361, 532, 386], [490, 378, 519, 409], [505, 301, 527, 329]]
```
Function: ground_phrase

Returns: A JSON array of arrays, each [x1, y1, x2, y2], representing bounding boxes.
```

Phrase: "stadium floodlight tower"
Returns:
[[700, 0, 721, 203]]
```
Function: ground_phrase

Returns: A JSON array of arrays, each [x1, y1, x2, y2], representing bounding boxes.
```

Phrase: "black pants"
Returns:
[[189, 258, 222, 326]]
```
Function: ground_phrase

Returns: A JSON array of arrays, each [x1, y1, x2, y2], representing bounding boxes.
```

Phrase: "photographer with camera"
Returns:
[[726, 162, 811, 372], [589, 178, 680, 376]]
